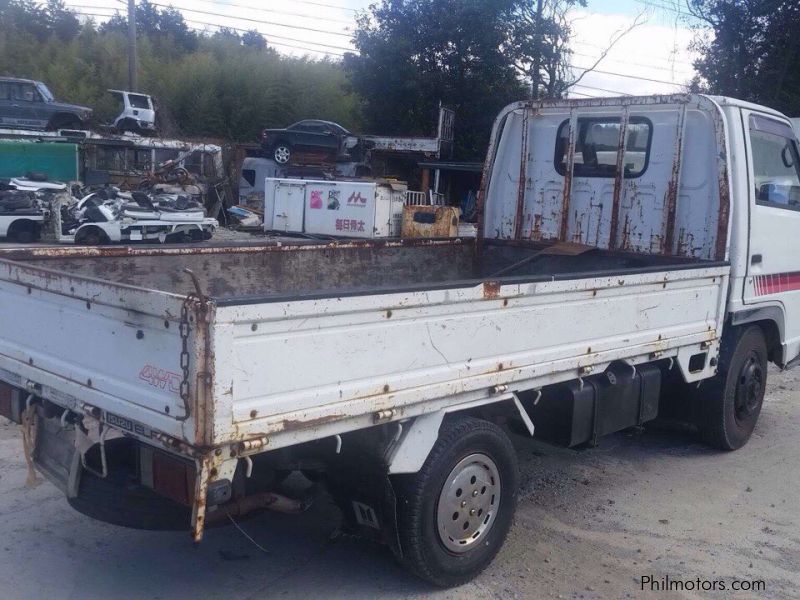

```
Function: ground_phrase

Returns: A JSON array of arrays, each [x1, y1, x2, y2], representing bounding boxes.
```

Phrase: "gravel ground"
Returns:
[[0, 367, 798, 599]]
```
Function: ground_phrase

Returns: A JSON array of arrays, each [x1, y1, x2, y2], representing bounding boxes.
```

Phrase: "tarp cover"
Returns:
[[0, 141, 78, 180]]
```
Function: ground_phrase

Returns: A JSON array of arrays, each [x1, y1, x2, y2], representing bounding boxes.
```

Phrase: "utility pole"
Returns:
[[127, 0, 138, 91], [530, 0, 543, 100]]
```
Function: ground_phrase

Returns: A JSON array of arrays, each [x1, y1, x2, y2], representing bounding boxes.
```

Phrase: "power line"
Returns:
[[569, 62, 689, 87], [149, 2, 353, 38], [292, 0, 357, 13], [571, 39, 694, 68], [172, 0, 354, 26], [72, 5, 353, 51], [572, 83, 631, 96], [72, 7, 692, 87], [571, 50, 694, 75], [71, 10, 347, 56], [632, 0, 697, 19], [183, 19, 347, 55]]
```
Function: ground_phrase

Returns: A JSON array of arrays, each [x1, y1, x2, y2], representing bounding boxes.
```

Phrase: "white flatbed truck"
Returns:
[[1, 94, 799, 586]]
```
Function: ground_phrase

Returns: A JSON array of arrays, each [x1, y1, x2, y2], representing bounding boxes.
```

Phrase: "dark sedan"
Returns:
[[260, 119, 359, 165]]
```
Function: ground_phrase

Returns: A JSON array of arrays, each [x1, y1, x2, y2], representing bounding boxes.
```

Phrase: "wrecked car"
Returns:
[[0, 77, 92, 131], [260, 119, 363, 164], [108, 89, 156, 135]]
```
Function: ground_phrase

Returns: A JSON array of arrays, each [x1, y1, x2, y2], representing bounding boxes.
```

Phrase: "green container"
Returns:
[[0, 141, 79, 181]]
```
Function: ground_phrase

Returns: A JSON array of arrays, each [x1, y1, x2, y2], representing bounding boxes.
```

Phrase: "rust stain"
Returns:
[[0, 236, 468, 262], [514, 109, 530, 240], [560, 113, 576, 242], [279, 413, 344, 432], [483, 280, 501, 299], [532, 213, 543, 241], [715, 174, 730, 261], [609, 108, 629, 250]]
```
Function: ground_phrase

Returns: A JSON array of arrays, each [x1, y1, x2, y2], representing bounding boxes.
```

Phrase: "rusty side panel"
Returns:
[[0, 236, 468, 262], [560, 110, 578, 241], [663, 104, 687, 255], [608, 107, 630, 250], [514, 108, 530, 240], [477, 108, 522, 256], [711, 104, 732, 262], [5, 241, 477, 301]]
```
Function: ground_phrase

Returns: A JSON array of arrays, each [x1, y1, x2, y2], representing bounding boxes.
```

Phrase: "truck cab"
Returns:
[[721, 98, 800, 368]]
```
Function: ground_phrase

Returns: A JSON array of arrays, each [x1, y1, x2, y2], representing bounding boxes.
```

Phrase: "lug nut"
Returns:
[[472, 490, 479, 497]]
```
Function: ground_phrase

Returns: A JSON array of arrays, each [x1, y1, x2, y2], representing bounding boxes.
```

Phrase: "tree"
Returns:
[[101, 0, 198, 52], [0, 0, 359, 141], [345, 0, 593, 158], [508, 0, 587, 99], [689, 1, 800, 113], [345, 0, 526, 159], [242, 29, 267, 50]]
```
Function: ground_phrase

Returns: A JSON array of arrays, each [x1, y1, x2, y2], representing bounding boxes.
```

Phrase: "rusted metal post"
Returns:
[[608, 106, 630, 250], [663, 102, 687, 255], [514, 108, 530, 240], [559, 109, 578, 242]]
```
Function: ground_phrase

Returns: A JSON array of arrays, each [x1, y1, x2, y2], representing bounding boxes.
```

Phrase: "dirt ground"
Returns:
[[0, 366, 798, 599]]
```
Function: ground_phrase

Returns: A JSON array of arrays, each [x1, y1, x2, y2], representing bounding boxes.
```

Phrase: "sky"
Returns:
[[64, 0, 703, 98]]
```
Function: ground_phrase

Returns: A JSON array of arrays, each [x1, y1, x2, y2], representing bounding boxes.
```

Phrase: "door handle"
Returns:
[[751, 254, 762, 265]]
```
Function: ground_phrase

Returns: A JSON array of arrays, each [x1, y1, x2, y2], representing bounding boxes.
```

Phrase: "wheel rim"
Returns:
[[734, 351, 764, 424], [436, 453, 501, 554], [274, 146, 290, 164]]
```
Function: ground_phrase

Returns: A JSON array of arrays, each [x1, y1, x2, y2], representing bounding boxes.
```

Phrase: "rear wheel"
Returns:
[[75, 226, 108, 246], [700, 325, 768, 450], [273, 143, 291, 164], [7, 220, 39, 243], [394, 416, 518, 587]]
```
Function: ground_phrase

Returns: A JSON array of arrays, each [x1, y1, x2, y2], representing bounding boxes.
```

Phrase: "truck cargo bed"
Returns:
[[1, 238, 713, 302], [0, 239, 728, 451]]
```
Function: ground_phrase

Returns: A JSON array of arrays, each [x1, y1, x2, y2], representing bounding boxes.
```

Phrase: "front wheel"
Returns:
[[394, 416, 518, 587], [700, 325, 768, 450]]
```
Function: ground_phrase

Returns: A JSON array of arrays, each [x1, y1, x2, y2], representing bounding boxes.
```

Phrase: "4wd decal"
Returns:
[[139, 365, 181, 395]]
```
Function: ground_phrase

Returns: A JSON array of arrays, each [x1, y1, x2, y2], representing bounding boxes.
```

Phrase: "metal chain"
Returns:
[[179, 294, 195, 411]]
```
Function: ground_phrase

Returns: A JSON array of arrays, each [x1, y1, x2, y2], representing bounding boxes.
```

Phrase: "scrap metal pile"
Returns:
[[0, 176, 217, 244]]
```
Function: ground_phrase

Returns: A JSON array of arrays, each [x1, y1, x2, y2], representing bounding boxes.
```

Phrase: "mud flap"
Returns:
[[324, 449, 402, 560]]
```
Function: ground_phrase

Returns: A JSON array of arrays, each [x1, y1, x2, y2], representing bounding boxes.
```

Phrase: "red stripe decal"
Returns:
[[755, 271, 800, 296]]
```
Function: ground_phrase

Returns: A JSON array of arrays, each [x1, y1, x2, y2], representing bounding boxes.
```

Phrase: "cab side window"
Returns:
[[749, 115, 800, 210], [11, 83, 37, 102]]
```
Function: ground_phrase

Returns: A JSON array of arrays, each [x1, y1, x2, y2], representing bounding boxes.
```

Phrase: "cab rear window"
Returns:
[[555, 117, 652, 178]]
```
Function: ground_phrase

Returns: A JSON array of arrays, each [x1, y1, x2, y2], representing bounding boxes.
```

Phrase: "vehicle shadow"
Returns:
[[108, 425, 717, 599]]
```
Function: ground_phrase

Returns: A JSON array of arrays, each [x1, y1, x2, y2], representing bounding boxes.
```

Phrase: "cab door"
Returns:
[[742, 110, 800, 362], [9, 82, 47, 128]]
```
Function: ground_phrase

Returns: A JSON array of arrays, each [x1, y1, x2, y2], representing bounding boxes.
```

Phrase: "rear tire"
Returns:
[[75, 226, 108, 246], [700, 325, 768, 450], [394, 416, 518, 587], [8, 220, 39, 243], [273, 143, 291, 164]]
